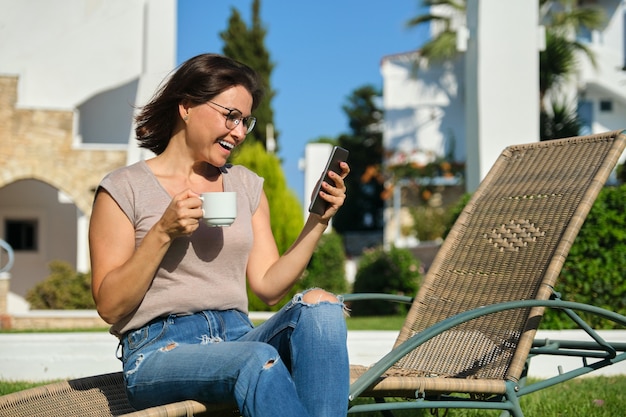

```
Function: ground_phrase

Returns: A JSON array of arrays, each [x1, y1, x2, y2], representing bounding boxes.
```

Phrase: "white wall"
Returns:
[[1, 1, 141, 110], [0, 0, 175, 150], [464, 0, 540, 191], [0, 0, 175, 110], [381, 53, 466, 168], [0, 0, 176, 302], [302, 143, 333, 222]]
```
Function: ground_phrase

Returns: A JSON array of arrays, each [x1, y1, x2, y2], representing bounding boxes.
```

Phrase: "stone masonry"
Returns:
[[0, 75, 127, 215], [0, 75, 128, 329]]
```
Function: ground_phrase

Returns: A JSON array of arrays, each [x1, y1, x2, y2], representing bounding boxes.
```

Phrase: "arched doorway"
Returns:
[[0, 179, 84, 302]]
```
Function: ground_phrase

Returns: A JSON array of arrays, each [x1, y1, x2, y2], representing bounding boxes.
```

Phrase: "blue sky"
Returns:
[[177, 0, 427, 203]]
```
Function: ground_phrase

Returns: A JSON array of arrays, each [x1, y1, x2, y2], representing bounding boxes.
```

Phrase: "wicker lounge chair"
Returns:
[[1, 131, 626, 417], [346, 130, 626, 416], [0, 371, 238, 416]]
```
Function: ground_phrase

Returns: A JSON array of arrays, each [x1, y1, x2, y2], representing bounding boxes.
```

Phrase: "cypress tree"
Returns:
[[220, 0, 277, 151]]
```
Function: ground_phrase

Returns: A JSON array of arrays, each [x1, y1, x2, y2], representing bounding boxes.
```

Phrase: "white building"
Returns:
[[0, 0, 175, 307], [381, 0, 626, 247], [574, 0, 626, 136]]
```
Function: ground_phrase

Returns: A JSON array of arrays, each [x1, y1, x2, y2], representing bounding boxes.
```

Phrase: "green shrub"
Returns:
[[409, 205, 447, 241], [442, 192, 472, 239], [26, 261, 95, 309], [443, 186, 626, 330], [247, 229, 348, 312], [542, 184, 626, 329], [299, 230, 348, 295], [350, 245, 421, 316], [231, 141, 303, 255]]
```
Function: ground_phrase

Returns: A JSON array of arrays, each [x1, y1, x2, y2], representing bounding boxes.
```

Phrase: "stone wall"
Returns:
[[9, 311, 109, 331], [0, 75, 129, 329], [0, 76, 127, 215]]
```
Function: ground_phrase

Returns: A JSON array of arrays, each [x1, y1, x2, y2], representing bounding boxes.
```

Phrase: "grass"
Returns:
[[2, 315, 623, 416], [1, 315, 406, 333], [0, 327, 109, 333], [348, 376, 626, 416], [0, 381, 50, 396], [345, 315, 405, 331], [2, 376, 625, 416]]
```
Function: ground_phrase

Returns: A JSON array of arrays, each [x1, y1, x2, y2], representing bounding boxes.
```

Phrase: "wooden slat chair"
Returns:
[[346, 130, 626, 416]]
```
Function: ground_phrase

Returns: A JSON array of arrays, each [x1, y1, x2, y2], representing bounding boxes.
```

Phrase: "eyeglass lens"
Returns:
[[226, 111, 256, 133]]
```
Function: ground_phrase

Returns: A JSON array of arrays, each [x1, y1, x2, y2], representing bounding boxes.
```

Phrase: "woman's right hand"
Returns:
[[156, 189, 204, 240]]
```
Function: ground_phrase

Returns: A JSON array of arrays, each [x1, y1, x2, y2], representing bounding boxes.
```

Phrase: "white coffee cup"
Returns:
[[200, 192, 237, 227]]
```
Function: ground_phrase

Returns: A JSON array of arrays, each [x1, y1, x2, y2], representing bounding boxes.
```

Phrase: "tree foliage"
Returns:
[[220, 0, 277, 151], [406, 0, 466, 64], [543, 184, 626, 329], [231, 141, 302, 256], [539, 98, 582, 141], [334, 85, 386, 233]]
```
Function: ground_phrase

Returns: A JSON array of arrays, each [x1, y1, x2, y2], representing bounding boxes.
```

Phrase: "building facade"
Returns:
[[381, 0, 626, 247], [0, 0, 175, 306]]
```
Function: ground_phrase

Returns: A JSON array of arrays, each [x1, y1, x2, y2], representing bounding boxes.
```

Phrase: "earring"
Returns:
[[183, 114, 189, 121]]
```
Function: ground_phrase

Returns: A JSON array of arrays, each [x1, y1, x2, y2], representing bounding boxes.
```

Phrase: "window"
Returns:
[[577, 26, 592, 44], [600, 100, 613, 112], [577, 100, 593, 136], [4, 219, 38, 251]]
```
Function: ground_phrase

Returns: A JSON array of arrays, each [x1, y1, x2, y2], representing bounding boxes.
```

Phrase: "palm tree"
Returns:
[[405, 0, 466, 64], [538, 0, 604, 110], [538, 1, 604, 139], [540, 98, 582, 140]]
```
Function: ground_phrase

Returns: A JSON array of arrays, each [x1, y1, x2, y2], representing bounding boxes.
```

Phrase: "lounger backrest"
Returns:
[[392, 131, 626, 382]]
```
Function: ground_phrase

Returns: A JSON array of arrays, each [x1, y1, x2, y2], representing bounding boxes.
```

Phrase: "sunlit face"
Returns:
[[181, 85, 253, 167]]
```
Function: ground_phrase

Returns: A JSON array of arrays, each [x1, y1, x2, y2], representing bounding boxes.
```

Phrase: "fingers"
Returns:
[[161, 190, 204, 238], [339, 161, 350, 178], [318, 162, 349, 218]]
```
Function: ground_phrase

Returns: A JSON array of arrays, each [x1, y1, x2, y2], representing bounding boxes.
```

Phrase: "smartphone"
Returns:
[[308, 146, 349, 215]]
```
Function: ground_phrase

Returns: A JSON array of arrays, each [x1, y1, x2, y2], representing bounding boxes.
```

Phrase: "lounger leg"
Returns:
[[500, 381, 524, 417]]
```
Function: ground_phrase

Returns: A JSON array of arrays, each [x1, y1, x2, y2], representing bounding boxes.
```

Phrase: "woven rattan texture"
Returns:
[[0, 372, 234, 416], [386, 132, 626, 385], [0, 373, 134, 417]]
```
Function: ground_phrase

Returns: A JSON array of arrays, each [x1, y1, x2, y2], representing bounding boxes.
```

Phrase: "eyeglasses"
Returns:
[[207, 101, 256, 134]]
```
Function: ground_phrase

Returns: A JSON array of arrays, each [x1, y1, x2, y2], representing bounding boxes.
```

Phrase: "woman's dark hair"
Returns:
[[135, 54, 264, 155]]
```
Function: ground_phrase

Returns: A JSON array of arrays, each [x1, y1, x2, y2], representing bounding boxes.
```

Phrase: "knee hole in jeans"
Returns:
[[301, 288, 338, 304]]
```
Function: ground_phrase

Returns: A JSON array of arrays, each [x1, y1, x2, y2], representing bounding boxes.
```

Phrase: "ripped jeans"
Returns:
[[120, 291, 349, 417]]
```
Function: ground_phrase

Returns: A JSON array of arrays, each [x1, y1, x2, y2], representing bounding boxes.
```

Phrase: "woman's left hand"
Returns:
[[317, 161, 350, 220]]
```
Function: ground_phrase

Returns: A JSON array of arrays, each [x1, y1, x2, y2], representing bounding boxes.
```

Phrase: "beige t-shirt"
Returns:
[[97, 161, 264, 337]]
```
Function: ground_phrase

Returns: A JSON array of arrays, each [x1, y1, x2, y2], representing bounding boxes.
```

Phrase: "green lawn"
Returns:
[[345, 315, 405, 331], [348, 376, 626, 416], [2, 315, 623, 417], [1, 315, 405, 333], [0, 380, 51, 396], [2, 376, 625, 416]]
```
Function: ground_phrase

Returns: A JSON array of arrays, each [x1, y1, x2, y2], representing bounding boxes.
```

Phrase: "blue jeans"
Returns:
[[120, 291, 349, 417]]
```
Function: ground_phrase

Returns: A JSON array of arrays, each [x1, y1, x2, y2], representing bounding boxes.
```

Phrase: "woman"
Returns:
[[89, 53, 350, 417]]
